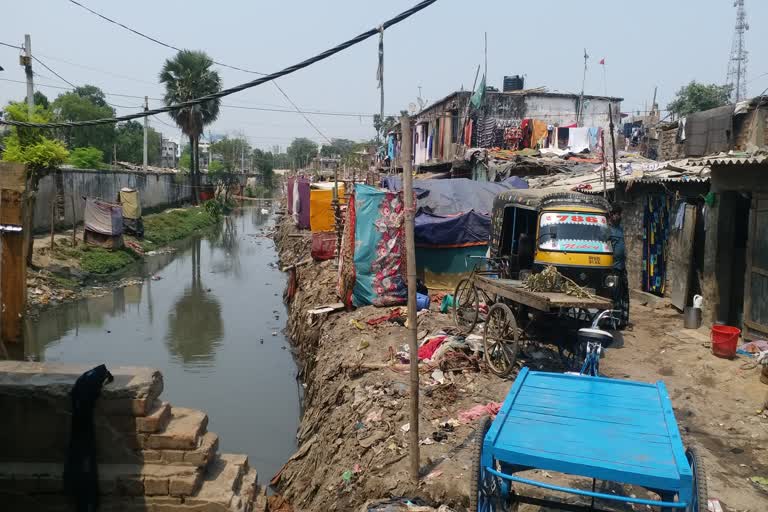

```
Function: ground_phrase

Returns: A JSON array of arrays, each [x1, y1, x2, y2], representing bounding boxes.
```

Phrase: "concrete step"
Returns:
[[186, 453, 251, 511], [142, 407, 208, 450], [103, 400, 172, 434], [141, 431, 219, 467], [0, 461, 203, 498]]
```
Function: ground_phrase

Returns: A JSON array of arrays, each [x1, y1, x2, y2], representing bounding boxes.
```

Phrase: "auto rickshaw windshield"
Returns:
[[538, 211, 611, 253]]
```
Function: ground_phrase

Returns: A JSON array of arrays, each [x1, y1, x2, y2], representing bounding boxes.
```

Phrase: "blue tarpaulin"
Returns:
[[382, 177, 511, 215], [415, 210, 490, 247], [502, 176, 529, 189]]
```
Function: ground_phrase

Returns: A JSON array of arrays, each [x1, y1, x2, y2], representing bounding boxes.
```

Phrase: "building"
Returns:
[[160, 138, 178, 168], [405, 81, 622, 171]]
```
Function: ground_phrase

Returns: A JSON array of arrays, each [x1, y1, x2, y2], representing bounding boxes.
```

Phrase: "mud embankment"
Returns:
[[272, 217, 510, 512]]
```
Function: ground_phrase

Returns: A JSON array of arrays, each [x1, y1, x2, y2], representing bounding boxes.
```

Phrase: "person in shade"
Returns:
[[608, 205, 629, 329]]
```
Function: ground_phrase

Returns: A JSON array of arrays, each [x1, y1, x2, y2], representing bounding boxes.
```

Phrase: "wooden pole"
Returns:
[[600, 130, 607, 199], [71, 193, 77, 246], [0, 162, 29, 343], [608, 104, 619, 188], [49, 199, 55, 250], [400, 115, 419, 482]]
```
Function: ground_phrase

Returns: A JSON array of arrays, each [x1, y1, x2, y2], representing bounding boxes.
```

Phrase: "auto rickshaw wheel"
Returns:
[[453, 278, 479, 334], [483, 303, 520, 377]]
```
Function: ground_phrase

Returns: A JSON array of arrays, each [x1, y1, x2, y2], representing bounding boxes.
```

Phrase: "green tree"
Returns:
[[373, 111, 406, 142], [668, 82, 733, 117], [209, 136, 251, 171], [1, 101, 69, 264], [51, 85, 116, 155], [160, 50, 222, 203], [286, 137, 318, 169], [114, 121, 162, 166], [69, 147, 105, 169], [179, 145, 191, 171], [33, 91, 49, 109], [252, 148, 275, 189], [320, 138, 356, 159]]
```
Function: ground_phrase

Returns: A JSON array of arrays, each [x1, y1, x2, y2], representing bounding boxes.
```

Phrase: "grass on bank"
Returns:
[[50, 206, 218, 275]]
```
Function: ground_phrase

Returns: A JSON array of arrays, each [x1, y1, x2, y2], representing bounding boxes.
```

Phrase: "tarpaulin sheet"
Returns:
[[416, 245, 487, 291], [118, 188, 141, 219], [286, 177, 294, 215], [309, 184, 345, 232], [352, 185, 407, 307], [383, 177, 510, 215], [414, 210, 490, 247], [295, 179, 310, 229], [84, 199, 123, 236]]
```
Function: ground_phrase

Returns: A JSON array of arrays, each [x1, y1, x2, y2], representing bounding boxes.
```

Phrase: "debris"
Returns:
[[351, 319, 367, 330], [359, 431, 388, 449], [524, 265, 593, 298], [366, 308, 403, 326], [431, 369, 445, 385], [459, 402, 503, 423], [707, 499, 723, 512], [419, 437, 435, 446], [750, 475, 768, 491], [151, 274, 162, 281], [357, 339, 370, 351], [400, 423, 410, 433], [418, 335, 448, 361], [364, 407, 384, 423], [424, 470, 443, 483], [439, 294, 454, 314], [342, 470, 353, 482]]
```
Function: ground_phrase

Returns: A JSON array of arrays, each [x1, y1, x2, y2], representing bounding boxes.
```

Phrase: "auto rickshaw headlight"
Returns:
[[604, 275, 618, 288]]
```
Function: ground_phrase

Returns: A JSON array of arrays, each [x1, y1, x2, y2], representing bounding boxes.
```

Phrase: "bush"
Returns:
[[69, 147, 105, 169], [79, 247, 138, 275], [143, 206, 218, 246]]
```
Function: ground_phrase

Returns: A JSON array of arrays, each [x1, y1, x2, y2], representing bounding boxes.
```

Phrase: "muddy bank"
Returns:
[[26, 206, 219, 312], [273, 214, 768, 512]]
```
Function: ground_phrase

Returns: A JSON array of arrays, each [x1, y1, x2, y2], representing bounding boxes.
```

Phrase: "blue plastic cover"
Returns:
[[383, 177, 511, 215], [415, 210, 490, 246]]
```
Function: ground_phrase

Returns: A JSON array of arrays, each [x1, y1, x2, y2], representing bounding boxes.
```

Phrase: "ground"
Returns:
[[272, 217, 768, 512]]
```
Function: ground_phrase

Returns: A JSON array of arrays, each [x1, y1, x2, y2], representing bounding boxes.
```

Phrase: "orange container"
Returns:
[[710, 325, 740, 359]]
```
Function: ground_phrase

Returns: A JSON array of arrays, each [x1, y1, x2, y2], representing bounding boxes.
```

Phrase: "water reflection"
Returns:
[[165, 238, 224, 367]]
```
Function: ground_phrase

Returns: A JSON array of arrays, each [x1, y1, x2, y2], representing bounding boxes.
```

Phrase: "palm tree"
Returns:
[[159, 50, 221, 204]]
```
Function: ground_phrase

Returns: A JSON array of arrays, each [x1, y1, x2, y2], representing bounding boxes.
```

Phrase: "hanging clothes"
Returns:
[[463, 119, 473, 147], [520, 119, 532, 148], [587, 127, 600, 151], [530, 120, 549, 148], [642, 195, 670, 295], [567, 127, 591, 152]]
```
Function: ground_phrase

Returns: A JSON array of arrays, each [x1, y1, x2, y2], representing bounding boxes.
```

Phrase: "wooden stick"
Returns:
[[71, 194, 77, 246], [50, 199, 55, 250], [401, 114, 420, 482]]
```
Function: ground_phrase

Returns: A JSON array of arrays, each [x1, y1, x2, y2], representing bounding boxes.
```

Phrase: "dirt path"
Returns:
[[273, 217, 767, 512]]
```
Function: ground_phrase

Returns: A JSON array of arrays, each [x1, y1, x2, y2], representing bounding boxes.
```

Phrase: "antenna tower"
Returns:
[[725, 0, 749, 102]]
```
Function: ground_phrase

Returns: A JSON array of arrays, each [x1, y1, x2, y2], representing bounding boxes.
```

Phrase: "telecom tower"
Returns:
[[725, 0, 749, 102]]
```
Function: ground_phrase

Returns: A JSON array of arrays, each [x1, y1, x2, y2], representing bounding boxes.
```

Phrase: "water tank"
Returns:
[[503, 75, 525, 92]]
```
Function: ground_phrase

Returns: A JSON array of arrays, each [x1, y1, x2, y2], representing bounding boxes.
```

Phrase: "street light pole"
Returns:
[[23, 35, 34, 117]]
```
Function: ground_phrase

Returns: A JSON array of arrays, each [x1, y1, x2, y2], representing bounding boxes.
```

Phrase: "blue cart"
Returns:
[[471, 368, 706, 511]]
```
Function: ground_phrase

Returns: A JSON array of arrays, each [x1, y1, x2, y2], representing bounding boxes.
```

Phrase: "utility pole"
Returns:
[[143, 96, 149, 171], [400, 115, 419, 483], [608, 104, 619, 189], [22, 35, 34, 117], [578, 49, 589, 126]]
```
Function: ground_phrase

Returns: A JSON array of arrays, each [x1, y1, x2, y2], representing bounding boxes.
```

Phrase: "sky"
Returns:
[[1, 0, 766, 150]]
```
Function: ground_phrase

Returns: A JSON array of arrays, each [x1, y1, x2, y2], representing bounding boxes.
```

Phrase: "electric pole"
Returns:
[[143, 96, 149, 171], [22, 34, 34, 116]]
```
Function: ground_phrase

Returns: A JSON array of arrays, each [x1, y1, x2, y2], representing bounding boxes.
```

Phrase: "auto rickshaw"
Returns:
[[489, 190, 618, 298]]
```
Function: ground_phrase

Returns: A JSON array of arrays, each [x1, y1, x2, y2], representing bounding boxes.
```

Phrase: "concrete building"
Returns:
[[407, 82, 622, 171], [160, 138, 178, 169]]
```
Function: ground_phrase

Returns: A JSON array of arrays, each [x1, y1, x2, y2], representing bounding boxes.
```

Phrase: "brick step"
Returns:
[[185, 453, 253, 511], [0, 461, 204, 498], [141, 431, 219, 467], [103, 400, 172, 434], [140, 407, 208, 451]]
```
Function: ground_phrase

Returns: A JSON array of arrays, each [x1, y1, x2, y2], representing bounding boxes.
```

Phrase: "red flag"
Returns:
[[599, 58, 605, 65]]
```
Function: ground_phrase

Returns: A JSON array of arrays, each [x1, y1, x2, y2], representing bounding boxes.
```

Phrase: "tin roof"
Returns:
[[687, 152, 768, 167]]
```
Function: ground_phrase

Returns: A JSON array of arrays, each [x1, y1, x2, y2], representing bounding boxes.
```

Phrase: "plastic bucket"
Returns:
[[710, 325, 740, 359]]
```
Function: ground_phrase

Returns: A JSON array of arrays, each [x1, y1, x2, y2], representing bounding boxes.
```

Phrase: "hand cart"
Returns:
[[471, 368, 706, 512]]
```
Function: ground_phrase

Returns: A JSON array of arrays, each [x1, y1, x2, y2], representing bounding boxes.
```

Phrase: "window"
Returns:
[[451, 111, 459, 143], [538, 211, 611, 253]]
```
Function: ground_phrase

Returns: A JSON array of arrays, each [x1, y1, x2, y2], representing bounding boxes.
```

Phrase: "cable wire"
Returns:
[[66, 0, 339, 143], [0, 41, 22, 50], [4, 0, 438, 128]]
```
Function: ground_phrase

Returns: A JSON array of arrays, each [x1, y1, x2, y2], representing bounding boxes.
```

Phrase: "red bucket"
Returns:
[[711, 325, 740, 359]]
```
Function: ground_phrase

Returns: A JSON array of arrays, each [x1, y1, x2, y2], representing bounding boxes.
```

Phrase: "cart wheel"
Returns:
[[483, 303, 520, 378], [470, 417, 516, 512], [453, 278, 479, 334], [685, 447, 708, 512]]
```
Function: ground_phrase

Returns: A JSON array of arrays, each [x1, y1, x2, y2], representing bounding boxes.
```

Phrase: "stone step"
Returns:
[[142, 407, 208, 450], [0, 461, 203, 498], [103, 400, 172, 434], [186, 453, 251, 510], [142, 431, 219, 467]]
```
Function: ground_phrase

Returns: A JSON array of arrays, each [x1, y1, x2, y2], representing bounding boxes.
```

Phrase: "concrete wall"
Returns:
[[33, 169, 191, 232]]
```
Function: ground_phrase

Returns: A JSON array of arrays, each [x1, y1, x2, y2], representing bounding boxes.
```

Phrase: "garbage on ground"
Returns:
[[459, 402, 503, 423], [739, 340, 768, 355], [416, 293, 430, 311], [439, 294, 454, 314], [363, 498, 455, 512], [750, 475, 768, 491], [350, 319, 366, 330], [366, 308, 404, 326]]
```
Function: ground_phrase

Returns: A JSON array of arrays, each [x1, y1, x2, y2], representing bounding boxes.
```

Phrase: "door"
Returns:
[[744, 193, 768, 339], [668, 204, 697, 310]]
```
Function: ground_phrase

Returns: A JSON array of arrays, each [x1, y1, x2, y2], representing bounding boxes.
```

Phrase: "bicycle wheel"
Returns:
[[453, 278, 480, 334], [483, 303, 520, 377]]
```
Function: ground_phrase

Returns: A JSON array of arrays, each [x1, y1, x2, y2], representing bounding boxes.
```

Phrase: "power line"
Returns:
[[0, 41, 22, 50], [1, 0, 439, 129], [65, 0, 335, 143]]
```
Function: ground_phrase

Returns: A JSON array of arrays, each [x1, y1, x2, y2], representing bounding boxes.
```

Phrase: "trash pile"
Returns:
[[362, 498, 455, 511], [26, 270, 78, 308]]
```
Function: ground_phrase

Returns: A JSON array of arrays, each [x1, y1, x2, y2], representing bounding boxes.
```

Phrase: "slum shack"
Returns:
[[83, 198, 124, 249], [117, 187, 143, 238]]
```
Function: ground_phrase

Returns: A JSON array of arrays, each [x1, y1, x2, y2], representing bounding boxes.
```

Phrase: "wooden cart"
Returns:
[[453, 270, 612, 377]]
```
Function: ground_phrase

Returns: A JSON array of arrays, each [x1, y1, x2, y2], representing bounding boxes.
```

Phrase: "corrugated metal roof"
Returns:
[[688, 153, 768, 167], [616, 159, 711, 184]]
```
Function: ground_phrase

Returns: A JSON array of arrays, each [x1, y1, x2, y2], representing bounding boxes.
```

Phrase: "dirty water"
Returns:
[[22, 206, 299, 480]]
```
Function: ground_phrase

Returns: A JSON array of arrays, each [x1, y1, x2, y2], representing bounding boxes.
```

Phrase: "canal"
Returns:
[[23, 206, 299, 480]]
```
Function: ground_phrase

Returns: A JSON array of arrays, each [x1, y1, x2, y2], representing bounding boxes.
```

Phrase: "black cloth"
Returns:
[[64, 364, 113, 512]]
